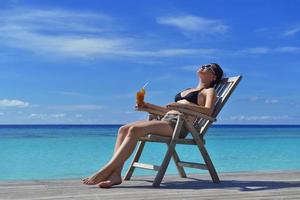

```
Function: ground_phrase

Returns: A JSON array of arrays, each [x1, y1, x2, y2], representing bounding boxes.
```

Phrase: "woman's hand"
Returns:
[[135, 101, 152, 109], [135, 102, 145, 109]]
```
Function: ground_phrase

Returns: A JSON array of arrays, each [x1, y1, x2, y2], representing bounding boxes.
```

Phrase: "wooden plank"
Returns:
[[140, 135, 198, 145], [185, 122, 220, 183], [124, 141, 146, 180], [153, 115, 184, 187], [1, 171, 300, 200], [177, 161, 208, 170], [170, 148, 187, 178], [132, 162, 160, 171], [139, 135, 171, 143]]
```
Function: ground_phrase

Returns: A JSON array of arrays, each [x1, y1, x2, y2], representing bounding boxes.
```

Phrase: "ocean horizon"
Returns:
[[1, 124, 300, 127], [1, 124, 300, 181]]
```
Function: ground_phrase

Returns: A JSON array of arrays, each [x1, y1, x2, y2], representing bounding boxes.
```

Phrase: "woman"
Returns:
[[83, 63, 223, 188]]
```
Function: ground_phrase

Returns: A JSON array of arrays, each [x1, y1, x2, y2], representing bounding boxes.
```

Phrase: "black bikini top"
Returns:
[[174, 88, 204, 105]]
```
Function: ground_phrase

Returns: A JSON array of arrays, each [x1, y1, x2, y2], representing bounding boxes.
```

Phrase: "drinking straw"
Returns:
[[142, 82, 149, 89]]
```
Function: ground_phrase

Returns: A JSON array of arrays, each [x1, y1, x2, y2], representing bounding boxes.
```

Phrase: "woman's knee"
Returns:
[[118, 125, 130, 136], [127, 125, 146, 138], [118, 120, 147, 135]]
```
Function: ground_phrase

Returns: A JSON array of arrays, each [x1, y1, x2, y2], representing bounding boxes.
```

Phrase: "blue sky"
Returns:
[[0, 0, 299, 124]]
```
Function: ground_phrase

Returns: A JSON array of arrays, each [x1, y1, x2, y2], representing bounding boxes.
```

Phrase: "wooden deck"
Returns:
[[1, 171, 300, 200]]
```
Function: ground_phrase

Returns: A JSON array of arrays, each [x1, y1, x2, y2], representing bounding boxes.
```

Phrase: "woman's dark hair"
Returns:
[[210, 63, 223, 87]]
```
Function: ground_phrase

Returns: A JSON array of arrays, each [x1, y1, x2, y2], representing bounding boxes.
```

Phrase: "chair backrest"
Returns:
[[193, 75, 242, 136]]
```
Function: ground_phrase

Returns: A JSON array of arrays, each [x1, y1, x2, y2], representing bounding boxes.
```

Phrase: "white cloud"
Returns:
[[235, 96, 263, 102], [114, 48, 217, 57], [51, 113, 66, 118], [2, 8, 297, 60], [0, 27, 129, 58], [236, 96, 280, 104], [49, 104, 104, 111], [0, 8, 127, 58], [283, 27, 300, 37], [29, 113, 66, 119], [29, 113, 38, 118], [157, 15, 228, 35], [256, 26, 300, 38], [248, 96, 262, 102], [0, 8, 112, 33], [0, 8, 218, 59], [0, 99, 29, 108], [237, 47, 270, 55], [233, 46, 300, 56], [265, 99, 279, 104], [230, 115, 289, 121], [274, 46, 300, 53]]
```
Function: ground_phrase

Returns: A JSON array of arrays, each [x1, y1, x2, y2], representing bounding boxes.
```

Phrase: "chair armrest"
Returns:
[[135, 107, 167, 117], [168, 107, 216, 122]]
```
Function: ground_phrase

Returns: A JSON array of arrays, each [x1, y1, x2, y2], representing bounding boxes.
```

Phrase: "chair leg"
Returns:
[[185, 123, 220, 183], [202, 146, 220, 183], [153, 142, 176, 187], [153, 115, 186, 187], [124, 141, 145, 180], [194, 139, 220, 183], [170, 146, 187, 178]]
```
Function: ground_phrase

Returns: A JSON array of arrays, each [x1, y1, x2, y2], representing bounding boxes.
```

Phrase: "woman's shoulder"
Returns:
[[203, 87, 216, 95], [205, 87, 215, 91], [180, 87, 192, 92]]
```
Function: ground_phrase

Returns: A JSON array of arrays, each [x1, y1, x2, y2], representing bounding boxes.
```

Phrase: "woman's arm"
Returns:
[[177, 103, 214, 115], [143, 102, 170, 112], [135, 102, 169, 118]]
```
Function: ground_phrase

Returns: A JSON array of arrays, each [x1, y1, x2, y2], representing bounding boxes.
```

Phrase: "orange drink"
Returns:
[[136, 82, 148, 106], [136, 88, 145, 106]]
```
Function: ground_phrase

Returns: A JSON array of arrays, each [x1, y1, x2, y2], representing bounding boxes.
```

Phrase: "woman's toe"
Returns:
[[83, 179, 93, 185], [99, 180, 113, 188], [82, 178, 88, 182]]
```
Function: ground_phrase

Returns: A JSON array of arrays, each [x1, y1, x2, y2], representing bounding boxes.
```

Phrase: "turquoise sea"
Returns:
[[0, 125, 300, 180]]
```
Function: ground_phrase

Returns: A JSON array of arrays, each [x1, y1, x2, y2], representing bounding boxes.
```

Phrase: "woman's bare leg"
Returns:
[[83, 120, 173, 186], [83, 120, 148, 185], [99, 120, 150, 187], [112, 120, 149, 176]]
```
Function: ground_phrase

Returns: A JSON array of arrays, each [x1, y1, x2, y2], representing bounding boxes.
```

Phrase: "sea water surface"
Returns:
[[0, 125, 299, 180]]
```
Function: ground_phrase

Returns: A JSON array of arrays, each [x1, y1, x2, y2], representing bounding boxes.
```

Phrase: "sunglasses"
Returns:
[[201, 64, 216, 75]]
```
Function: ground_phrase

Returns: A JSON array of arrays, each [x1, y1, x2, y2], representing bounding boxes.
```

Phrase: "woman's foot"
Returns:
[[82, 169, 111, 185], [98, 172, 122, 188]]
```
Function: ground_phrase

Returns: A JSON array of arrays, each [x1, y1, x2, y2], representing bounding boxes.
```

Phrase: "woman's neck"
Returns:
[[196, 81, 211, 89]]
